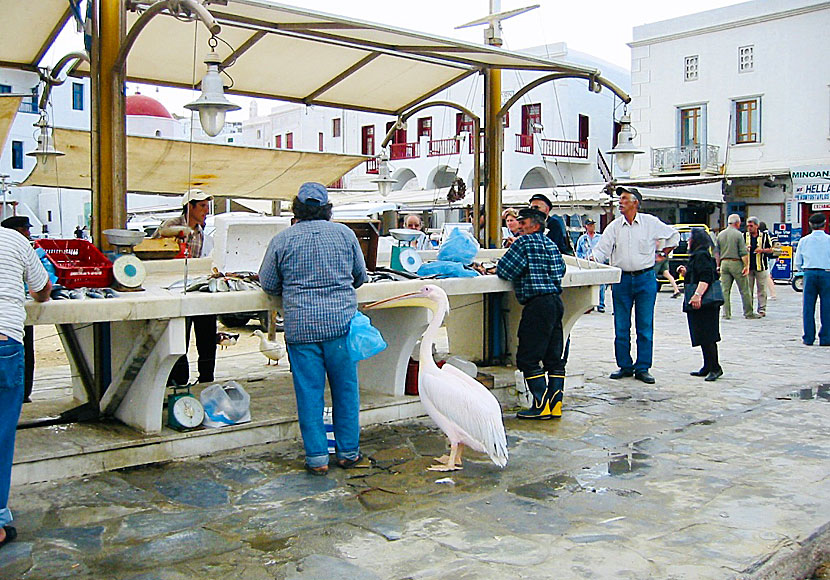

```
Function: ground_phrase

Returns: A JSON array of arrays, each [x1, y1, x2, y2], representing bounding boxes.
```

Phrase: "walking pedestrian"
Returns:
[[0, 226, 51, 549], [591, 186, 679, 384], [794, 213, 830, 346], [259, 182, 369, 474], [677, 228, 723, 381], [497, 207, 567, 419], [759, 221, 778, 299], [653, 244, 682, 299], [575, 218, 606, 312], [744, 217, 778, 317], [716, 214, 760, 320]]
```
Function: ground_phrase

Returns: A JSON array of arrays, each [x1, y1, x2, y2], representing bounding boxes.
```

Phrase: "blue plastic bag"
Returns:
[[347, 311, 387, 361], [417, 260, 479, 278], [437, 228, 479, 265], [35, 247, 58, 285]]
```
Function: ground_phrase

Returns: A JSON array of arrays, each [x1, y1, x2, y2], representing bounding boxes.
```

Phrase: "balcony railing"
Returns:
[[365, 157, 378, 174], [390, 142, 419, 160], [515, 133, 534, 154], [651, 144, 720, 175], [469, 134, 484, 155], [540, 139, 588, 159], [428, 137, 460, 157]]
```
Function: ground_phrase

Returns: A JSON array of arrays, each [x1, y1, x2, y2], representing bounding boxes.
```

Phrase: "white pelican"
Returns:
[[366, 285, 508, 471], [252, 330, 286, 365]]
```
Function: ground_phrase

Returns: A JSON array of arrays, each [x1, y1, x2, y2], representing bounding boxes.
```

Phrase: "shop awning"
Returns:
[[21, 128, 366, 200], [2, 0, 606, 117], [0, 95, 23, 150], [328, 184, 611, 209], [636, 182, 724, 203]]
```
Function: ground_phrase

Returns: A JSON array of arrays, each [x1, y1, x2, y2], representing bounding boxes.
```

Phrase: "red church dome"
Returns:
[[126, 94, 173, 118]]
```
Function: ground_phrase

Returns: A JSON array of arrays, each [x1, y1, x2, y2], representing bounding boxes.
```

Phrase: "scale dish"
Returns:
[[388, 228, 423, 242], [103, 228, 146, 247]]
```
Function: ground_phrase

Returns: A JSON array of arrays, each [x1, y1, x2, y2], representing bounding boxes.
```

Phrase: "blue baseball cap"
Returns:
[[297, 182, 329, 206]]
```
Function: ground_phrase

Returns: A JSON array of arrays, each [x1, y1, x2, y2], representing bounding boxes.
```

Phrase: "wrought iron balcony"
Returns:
[[651, 144, 720, 175], [389, 142, 419, 160], [540, 138, 588, 159], [428, 137, 460, 157], [515, 133, 533, 154]]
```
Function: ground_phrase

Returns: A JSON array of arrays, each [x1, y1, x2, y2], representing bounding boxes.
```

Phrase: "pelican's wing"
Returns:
[[420, 365, 508, 467]]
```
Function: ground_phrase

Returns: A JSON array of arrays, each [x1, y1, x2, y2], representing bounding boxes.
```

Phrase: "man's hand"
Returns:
[[741, 265, 749, 276], [157, 225, 192, 238], [676, 265, 687, 277]]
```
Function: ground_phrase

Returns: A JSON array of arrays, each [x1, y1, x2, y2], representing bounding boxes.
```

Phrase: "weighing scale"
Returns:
[[167, 384, 205, 431], [388, 229, 424, 273], [103, 229, 148, 291]]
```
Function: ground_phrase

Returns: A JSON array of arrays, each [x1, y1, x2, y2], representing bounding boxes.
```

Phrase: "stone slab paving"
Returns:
[[2, 285, 829, 579]]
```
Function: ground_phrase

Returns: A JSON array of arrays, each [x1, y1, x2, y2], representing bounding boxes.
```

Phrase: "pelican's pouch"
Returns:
[[347, 312, 387, 361]]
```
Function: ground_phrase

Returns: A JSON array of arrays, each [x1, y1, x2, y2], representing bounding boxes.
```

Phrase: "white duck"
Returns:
[[252, 330, 286, 365], [366, 285, 508, 471]]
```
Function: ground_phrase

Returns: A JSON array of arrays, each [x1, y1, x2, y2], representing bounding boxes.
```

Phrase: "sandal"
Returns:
[[335, 453, 373, 469], [0, 526, 17, 548], [304, 464, 328, 476]]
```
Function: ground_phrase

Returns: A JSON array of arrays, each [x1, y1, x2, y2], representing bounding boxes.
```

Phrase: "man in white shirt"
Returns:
[[591, 187, 679, 384], [0, 228, 51, 549]]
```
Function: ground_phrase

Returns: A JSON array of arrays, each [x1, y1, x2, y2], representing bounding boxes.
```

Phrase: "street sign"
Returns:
[[771, 222, 793, 280]]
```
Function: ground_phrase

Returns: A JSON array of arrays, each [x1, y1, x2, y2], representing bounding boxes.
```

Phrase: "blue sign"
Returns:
[[773, 222, 791, 244]]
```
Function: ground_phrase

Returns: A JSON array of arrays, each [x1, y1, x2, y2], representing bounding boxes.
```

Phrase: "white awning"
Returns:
[[0, 95, 23, 150], [328, 184, 611, 209], [21, 128, 365, 200], [636, 182, 724, 203], [1, 1, 607, 116]]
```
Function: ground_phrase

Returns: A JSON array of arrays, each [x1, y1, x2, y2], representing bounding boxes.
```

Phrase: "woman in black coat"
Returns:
[[677, 228, 723, 381]]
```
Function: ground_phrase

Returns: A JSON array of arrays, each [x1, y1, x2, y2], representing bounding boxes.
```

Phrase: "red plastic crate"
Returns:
[[34, 239, 114, 289]]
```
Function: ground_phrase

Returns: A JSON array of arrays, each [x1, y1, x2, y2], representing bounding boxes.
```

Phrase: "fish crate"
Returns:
[[34, 239, 114, 289]]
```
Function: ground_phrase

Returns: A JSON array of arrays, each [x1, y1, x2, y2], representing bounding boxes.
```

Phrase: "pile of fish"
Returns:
[[167, 269, 261, 293], [51, 286, 119, 300]]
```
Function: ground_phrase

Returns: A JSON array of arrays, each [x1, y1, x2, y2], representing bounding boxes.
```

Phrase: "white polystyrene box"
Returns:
[[212, 213, 292, 273]]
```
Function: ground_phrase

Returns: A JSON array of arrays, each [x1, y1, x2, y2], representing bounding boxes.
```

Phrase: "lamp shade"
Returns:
[[184, 51, 240, 137]]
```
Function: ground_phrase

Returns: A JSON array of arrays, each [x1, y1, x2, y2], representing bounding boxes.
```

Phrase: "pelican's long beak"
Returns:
[[365, 289, 436, 311]]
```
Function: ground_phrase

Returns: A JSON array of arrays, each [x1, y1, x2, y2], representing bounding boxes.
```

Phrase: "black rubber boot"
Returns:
[[547, 374, 565, 418], [517, 373, 552, 420]]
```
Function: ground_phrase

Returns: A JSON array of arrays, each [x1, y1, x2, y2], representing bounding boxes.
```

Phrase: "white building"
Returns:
[[241, 42, 629, 226], [629, 0, 830, 230]]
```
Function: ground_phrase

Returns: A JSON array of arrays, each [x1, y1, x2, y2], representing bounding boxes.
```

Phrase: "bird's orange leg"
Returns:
[[428, 443, 463, 471]]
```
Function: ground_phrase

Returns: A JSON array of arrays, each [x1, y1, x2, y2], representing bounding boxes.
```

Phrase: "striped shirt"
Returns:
[[0, 229, 49, 343], [497, 231, 566, 304], [259, 220, 368, 344]]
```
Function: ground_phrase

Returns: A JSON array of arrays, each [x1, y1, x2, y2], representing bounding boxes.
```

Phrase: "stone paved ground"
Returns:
[[2, 284, 829, 579]]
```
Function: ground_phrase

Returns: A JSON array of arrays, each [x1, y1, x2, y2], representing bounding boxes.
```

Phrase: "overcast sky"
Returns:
[[51, 0, 744, 119]]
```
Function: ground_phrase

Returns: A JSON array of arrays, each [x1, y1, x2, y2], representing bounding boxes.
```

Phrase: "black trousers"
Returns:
[[516, 294, 566, 376], [168, 314, 217, 386], [700, 342, 720, 373], [23, 326, 34, 402]]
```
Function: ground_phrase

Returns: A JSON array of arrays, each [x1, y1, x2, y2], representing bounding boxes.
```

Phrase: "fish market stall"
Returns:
[[25, 251, 618, 434]]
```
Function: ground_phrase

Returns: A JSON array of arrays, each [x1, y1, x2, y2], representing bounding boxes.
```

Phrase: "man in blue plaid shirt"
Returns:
[[260, 182, 368, 475], [497, 207, 567, 420]]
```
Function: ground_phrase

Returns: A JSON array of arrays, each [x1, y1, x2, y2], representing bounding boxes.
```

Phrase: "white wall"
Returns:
[[629, 0, 830, 178]]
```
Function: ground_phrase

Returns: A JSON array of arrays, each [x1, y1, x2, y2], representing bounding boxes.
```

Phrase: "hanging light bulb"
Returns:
[[370, 151, 396, 197], [184, 47, 240, 137], [26, 115, 65, 164], [606, 113, 643, 174]]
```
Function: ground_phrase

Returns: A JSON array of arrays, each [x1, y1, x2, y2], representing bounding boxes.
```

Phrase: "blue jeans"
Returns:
[[286, 335, 360, 469], [0, 338, 24, 528], [802, 270, 830, 345], [611, 270, 658, 373], [598, 284, 606, 309]]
